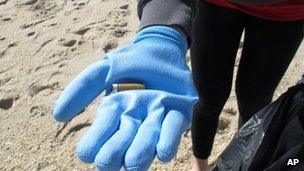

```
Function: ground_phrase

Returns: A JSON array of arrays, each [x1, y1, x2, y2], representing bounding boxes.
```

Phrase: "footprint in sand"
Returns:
[[34, 38, 54, 55], [48, 71, 62, 82], [27, 82, 59, 97], [30, 105, 48, 117], [73, 27, 90, 35], [58, 38, 77, 47], [54, 115, 91, 142], [0, 95, 19, 110]]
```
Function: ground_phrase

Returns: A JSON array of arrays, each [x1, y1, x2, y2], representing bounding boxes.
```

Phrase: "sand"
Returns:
[[0, 0, 303, 170]]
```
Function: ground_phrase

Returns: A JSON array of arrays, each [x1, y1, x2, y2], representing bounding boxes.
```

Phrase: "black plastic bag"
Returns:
[[212, 82, 304, 171]]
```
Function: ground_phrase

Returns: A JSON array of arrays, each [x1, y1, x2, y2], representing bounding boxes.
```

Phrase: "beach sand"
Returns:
[[0, 0, 303, 170]]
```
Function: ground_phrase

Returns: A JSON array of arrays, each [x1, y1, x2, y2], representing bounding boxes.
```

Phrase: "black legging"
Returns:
[[190, 1, 304, 159]]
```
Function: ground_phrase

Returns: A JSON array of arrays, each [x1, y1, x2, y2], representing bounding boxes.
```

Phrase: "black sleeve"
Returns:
[[137, 0, 197, 39]]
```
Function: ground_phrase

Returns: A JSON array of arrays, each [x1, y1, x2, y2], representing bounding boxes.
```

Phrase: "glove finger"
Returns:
[[95, 115, 141, 171], [124, 108, 165, 171], [156, 110, 189, 162], [53, 60, 111, 122], [76, 103, 121, 163]]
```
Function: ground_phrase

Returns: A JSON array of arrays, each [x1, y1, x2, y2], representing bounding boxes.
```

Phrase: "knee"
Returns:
[[236, 84, 273, 121], [195, 91, 231, 117]]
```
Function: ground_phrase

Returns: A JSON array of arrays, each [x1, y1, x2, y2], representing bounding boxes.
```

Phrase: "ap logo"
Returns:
[[287, 159, 300, 166]]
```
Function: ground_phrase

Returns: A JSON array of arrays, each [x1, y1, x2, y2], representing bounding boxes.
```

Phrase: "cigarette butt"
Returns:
[[116, 83, 145, 91], [106, 83, 145, 95]]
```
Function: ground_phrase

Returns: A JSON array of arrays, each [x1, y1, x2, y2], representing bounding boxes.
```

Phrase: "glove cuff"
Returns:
[[133, 26, 188, 55]]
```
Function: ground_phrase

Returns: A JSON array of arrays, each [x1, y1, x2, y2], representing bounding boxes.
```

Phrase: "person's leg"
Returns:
[[190, 1, 244, 170], [236, 17, 304, 127]]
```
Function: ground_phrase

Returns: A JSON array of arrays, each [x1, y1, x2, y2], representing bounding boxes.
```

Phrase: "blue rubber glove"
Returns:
[[53, 26, 198, 171]]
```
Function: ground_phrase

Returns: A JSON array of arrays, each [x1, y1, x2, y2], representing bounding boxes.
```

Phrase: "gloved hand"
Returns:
[[53, 26, 198, 171]]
